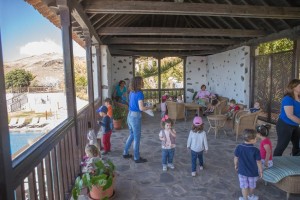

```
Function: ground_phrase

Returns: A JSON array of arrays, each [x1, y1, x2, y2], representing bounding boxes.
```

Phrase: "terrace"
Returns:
[[1, 0, 300, 199]]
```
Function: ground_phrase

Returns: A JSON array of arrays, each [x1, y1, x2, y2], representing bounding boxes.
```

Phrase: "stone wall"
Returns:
[[111, 56, 134, 90]]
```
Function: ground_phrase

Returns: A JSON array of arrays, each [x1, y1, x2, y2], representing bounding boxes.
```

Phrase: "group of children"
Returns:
[[158, 112, 272, 200]]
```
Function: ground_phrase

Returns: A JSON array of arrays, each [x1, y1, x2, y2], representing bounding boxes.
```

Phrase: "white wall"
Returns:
[[185, 56, 207, 102], [111, 56, 134, 90], [185, 46, 251, 107], [100, 45, 112, 99]]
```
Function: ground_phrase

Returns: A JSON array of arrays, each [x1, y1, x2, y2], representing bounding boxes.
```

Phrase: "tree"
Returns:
[[257, 38, 293, 55], [5, 69, 34, 88]]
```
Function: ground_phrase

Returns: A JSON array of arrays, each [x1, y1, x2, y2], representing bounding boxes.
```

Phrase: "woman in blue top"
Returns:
[[123, 76, 150, 163], [113, 80, 127, 104], [274, 79, 300, 156]]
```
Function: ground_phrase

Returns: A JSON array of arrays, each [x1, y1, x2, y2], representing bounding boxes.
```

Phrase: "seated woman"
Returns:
[[113, 80, 128, 104], [195, 84, 211, 107]]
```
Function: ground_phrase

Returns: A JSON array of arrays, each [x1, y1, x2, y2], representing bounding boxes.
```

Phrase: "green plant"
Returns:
[[72, 159, 115, 200], [113, 104, 127, 120]]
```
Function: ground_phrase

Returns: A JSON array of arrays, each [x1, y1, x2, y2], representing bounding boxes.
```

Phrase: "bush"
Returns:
[[5, 69, 34, 88]]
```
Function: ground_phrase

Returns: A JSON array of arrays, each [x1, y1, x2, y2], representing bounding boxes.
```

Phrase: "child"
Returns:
[[159, 116, 176, 171], [177, 95, 184, 103], [161, 95, 167, 118], [250, 102, 261, 113], [256, 124, 273, 168], [87, 121, 98, 149], [225, 99, 240, 119], [234, 129, 263, 200], [104, 98, 113, 130], [187, 116, 208, 177], [204, 96, 219, 114], [81, 144, 101, 174], [96, 105, 112, 155]]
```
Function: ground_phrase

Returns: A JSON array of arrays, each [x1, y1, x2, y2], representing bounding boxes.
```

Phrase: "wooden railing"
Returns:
[[143, 88, 184, 105], [12, 101, 99, 199]]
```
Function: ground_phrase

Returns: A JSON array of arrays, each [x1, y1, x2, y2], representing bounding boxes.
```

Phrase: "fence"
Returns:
[[6, 93, 28, 112], [143, 88, 184, 105]]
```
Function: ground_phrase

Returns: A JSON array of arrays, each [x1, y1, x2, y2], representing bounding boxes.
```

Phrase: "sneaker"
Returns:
[[238, 197, 244, 200], [199, 166, 204, 170], [123, 154, 132, 159], [134, 157, 147, 163], [167, 163, 175, 169], [191, 172, 196, 177], [163, 165, 167, 171], [248, 194, 259, 200]]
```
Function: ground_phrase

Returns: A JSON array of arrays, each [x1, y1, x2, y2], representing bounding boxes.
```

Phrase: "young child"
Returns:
[[159, 115, 176, 171], [87, 121, 98, 149], [161, 95, 167, 118], [177, 95, 184, 103], [256, 124, 273, 169], [96, 105, 112, 155], [187, 116, 208, 177], [250, 102, 261, 113], [104, 98, 113, 130], [81, 144, 101, 174], [204, 96, 219, 114], [225, 99, 240, 119], [234, 129, 263, 200]]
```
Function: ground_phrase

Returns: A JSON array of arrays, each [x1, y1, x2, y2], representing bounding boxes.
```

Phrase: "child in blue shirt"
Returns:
[[234, 129, 263, 200], [97, 106, 112, 155]]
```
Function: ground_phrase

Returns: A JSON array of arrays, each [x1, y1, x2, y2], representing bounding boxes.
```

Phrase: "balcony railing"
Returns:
[[143, 88, 184, 105]]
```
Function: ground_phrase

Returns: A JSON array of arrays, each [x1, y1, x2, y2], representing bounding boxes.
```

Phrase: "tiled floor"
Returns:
[[81, 112, 300, 200]]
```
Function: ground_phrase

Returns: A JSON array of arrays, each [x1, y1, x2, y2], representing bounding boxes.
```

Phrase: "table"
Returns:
[[184, 103, 202, 121], [207, 114, 227, 138]]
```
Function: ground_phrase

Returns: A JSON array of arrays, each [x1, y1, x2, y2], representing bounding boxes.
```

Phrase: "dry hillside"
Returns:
[[4, 53, 86, 87]]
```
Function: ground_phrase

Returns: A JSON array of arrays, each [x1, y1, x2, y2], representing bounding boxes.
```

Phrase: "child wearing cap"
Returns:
[[187, 116, 208, 177], [159, 115, 176, 171], [97, 105, 112, 155]]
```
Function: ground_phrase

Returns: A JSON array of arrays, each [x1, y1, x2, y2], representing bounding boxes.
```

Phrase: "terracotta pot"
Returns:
[[89, 175, 116, 200], [113, 119, 122, 130]]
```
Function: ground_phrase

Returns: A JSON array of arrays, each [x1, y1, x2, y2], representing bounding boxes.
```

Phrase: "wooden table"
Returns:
[[184, 103, 202, 121], [207, 114, 227, 138]]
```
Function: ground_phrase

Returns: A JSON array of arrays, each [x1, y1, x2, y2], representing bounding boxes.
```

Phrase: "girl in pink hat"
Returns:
[[187, 116, 208, 177]]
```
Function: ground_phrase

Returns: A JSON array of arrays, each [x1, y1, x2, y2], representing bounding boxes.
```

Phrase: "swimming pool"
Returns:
[[10, 132, 43, 155]]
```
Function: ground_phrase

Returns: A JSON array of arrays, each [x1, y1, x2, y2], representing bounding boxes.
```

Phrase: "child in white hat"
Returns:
[[187, 116, 208, 177]]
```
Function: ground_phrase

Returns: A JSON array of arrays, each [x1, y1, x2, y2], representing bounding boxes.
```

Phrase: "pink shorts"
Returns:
[[238, 174, 258, 189]]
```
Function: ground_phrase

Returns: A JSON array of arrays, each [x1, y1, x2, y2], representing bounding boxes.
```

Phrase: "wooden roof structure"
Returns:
[[28, 0, 300, 56]]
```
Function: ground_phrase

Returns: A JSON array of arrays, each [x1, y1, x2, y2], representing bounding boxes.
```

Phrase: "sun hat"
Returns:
[[96, 105, 108, 114], [162, 95, 167, 100], [193, 116, 203, 126]]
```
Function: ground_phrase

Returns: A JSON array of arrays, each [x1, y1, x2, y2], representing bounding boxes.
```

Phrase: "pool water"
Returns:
[[10, 132, 43, 155]]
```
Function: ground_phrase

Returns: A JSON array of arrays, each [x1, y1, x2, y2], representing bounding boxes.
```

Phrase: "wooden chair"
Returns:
[[233, 110, 261, 141], [166, 101, 185, 122]]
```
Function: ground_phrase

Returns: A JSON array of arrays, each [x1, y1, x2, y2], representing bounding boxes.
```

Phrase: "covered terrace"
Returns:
[[1, 0, 300, 199]]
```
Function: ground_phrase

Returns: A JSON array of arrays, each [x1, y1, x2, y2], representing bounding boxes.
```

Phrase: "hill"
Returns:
[[4, 53, 86, 87]]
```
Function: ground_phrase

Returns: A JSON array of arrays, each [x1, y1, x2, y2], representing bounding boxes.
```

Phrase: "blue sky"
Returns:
[[1, 0, 85, 62]]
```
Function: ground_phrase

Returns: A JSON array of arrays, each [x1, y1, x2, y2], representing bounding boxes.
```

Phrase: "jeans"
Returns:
[[162, 148, 175, 165], [123, 111, 142, 160], [274, 118, 300, 156], [191, 150, 204, 172]]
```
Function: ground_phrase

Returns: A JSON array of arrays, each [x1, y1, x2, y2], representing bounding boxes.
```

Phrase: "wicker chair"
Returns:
[[233, 110, 261, 141], [213, 99, 228, 115], [166, 101, 185, 122]]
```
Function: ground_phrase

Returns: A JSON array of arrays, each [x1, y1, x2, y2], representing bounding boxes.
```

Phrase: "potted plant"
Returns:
[[72, 159, 116, 200], [112, 103, 127, 129]]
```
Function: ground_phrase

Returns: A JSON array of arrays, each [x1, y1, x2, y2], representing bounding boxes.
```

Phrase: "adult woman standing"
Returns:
[[274, 79, 300, 156], [114, 80, 127, 104], [123, 76, 150, 163]]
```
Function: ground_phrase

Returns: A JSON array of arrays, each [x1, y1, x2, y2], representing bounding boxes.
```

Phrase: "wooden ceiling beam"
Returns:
[[109, 44, 218, 51], [103, 37, 240, 45], [98, 27, 266, 37], [83, 1, 300, 19]]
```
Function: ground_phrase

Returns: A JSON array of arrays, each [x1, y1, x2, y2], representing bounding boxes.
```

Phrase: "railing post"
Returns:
[[0, 30, 14, 200]]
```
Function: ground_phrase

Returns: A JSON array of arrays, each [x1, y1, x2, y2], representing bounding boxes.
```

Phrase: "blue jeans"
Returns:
[[162, 148, 175, 165], [123, 111, 142, 160], [191, 150, 204, 172]]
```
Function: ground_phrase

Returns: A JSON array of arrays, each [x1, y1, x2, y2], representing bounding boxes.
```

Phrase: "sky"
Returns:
[[1, 0, 85, 62]]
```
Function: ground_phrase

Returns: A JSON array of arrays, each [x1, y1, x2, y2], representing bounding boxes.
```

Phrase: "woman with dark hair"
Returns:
[[113, 80, 127, 104], [195, 84, 211, 107], [123, 76, 151, 163], [274, 79, 300, 156]]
